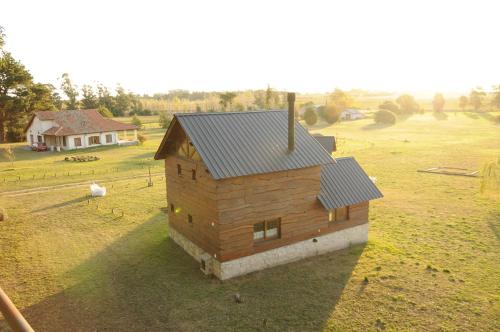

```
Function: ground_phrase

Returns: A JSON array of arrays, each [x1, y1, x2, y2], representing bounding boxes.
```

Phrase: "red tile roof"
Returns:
[[26, 109, 137, 136]]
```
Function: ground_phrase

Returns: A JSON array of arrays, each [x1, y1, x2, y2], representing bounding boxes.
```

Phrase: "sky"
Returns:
[[1, 0, 499, 96]]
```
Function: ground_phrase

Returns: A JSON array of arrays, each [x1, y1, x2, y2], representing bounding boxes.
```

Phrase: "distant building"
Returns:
[[25, 109, 138, 151], [340, 108, 366, 121]]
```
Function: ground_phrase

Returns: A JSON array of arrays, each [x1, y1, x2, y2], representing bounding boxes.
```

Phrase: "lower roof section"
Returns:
[[318, 157, 383, 209]]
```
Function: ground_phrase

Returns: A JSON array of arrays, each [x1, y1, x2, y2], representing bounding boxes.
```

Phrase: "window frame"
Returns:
[[253, 218, 281, 243], [170, 203, 175, 213], [188, 214, 193, 225], [105, 134, 113, 143], [74, 137, 82, 147], [88, 135, 100, 145], [329, 206, 350, 224]]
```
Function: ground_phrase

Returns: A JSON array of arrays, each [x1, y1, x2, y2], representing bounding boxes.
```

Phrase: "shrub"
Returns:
[[137, 133, 147, 145], [374, 110, 396, 125], [303, 108, 318, 126], [322, 105, 340, 124]]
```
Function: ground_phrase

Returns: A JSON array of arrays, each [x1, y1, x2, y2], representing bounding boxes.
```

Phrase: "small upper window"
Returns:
[[192, 169, 196, 180], [170, 203, 175, 213], [253, 218, 281, 242], [188, 214, 193, 225], [177, 164, 182, 176]]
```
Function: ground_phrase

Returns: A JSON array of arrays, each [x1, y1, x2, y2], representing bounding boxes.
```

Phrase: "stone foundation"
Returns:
[[169, 223, 368, 280]]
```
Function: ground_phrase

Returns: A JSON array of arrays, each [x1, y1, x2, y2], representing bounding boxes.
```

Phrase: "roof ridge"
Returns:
[[175, 109, 286, 116]]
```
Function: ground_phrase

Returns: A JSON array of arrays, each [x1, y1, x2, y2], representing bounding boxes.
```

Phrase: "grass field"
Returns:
[[0, 112, 499, 331]]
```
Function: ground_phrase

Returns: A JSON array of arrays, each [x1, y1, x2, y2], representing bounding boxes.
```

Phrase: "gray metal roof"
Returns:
[[173, 110, 334, 179], [313, 135, 336, 154], [318, 157, 383, 209]]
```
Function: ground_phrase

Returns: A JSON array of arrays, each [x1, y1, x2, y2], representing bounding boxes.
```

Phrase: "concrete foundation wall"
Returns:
[[169, 222, 368, 280]]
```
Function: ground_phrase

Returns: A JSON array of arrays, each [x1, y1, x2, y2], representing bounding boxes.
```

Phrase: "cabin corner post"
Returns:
[[287, 92, 295, 152]]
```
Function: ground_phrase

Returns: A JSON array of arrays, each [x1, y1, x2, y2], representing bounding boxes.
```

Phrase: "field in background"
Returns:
[[0, 113, 499, 331]]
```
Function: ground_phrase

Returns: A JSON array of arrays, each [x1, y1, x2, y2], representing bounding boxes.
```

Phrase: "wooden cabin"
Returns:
[[155, 93, 382, 280]]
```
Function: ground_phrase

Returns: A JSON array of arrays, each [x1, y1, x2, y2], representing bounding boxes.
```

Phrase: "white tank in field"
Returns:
[[90, 183, 106, 197]]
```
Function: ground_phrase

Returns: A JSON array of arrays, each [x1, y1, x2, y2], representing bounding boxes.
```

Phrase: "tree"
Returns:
[[322, 104, 340, 124], [329, 89, 354, 109], [469, 89, 486, 111], [81, 85, 98, 109], [114, 86, 131, 116], [0, 26, 5, 49], [303, 108, 318, 126], [97, 105, 113, 118], [131, 115, 142, 128], [432, 93, 445, 112], [396, 94, 419, 113], [60, 73, 79, 109], [491, 85, 500, 109], [374, 110, 396, 125], [379, 100, 399, 113], [159, 113, 172, 129], [265, 85, 274, 109], [97, 84, 115, 112], [253, 90, 266, 109], [0, 51, 33, 142], [219, 92, 237, 111], [458, 96, 468, 112]]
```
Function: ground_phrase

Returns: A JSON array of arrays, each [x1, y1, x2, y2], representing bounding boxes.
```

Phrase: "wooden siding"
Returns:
[[165, 155, 220, 257]]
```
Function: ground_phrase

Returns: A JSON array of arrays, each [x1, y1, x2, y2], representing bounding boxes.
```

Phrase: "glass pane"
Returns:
[[266, 219, 280, 238], [253, 222, 265, 240]]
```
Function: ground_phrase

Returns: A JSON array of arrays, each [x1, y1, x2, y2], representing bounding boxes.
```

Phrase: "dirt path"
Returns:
[[0, 173, 164, 197]]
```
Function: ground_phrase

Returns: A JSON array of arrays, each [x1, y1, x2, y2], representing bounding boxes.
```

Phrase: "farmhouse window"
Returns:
[[89, 136, 100, 145], [106, 134, 112, 143], [330, 206, 349, 223], [177, 164, 182, 176], [188, 214, 193, 225], [253, 218, 281, 242], [192, 169, 196, 180], [74, 137, 82, 147], [62, 136, 67, 146], [37, 135, 43, 143]]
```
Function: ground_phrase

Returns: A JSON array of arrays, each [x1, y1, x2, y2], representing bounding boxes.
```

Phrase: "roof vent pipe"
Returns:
[[287, 92, 295, 152]]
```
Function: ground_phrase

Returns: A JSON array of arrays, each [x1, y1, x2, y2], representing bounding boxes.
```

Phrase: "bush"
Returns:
[[137, 133, 147, 145], [303, 108, 318, 126], [322, 105, 340, 124], [374, 110, 396, 125]]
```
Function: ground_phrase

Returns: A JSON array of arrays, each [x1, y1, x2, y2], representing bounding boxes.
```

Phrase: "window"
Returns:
[[74, 137, 82, 147], [253, 218, 281, 242], [37, 135, 43, 143], [62, 136, 67, 146], [192, 169, 196, 180], [329, 206, 349, 223], [177, 164, 182, 176], [170, 203, 175, 213], [88, 136, 100, 145], [188, 214, 193, 225], [106, 134, 113, 143]]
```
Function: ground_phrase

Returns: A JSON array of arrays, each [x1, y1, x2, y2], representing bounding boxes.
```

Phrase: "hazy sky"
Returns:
[[1, 0, 499, 95]]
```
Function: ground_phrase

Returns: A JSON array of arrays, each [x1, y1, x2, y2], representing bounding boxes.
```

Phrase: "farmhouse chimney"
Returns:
[[287, 92, 295, 152]]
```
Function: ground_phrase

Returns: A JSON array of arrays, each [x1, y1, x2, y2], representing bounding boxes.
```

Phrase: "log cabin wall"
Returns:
[[217, 165, 327, 262], [165, 155, 220, 258]]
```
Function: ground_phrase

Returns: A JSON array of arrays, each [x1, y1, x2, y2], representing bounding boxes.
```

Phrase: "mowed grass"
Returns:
[[0, 113, 499, 331]]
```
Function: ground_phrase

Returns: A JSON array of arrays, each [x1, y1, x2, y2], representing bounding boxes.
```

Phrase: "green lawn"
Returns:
[[0, 113, 499, 331]]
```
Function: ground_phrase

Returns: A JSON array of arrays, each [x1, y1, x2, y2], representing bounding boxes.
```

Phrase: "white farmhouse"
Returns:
[[25, 109, 138, 151], [340, 108, 366, 121]]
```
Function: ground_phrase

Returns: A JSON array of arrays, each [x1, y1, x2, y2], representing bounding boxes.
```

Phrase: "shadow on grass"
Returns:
[[463, 112, 480, 120], [31, 196, 90, 213], [17, 215, 364, 331], [432, 112, 448, 121], [362, 122, 394, 130]]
